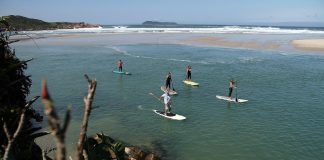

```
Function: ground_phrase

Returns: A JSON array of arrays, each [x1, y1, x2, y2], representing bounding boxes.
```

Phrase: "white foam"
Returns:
[[110, 46, 129, 55], [21, 26, 324, 35], [238, 57, 263, 63], [100, 26, 324, 34], [113, 26, 128, 29]]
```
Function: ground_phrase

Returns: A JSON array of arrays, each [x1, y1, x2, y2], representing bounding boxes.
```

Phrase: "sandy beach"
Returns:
[[291, 39, 324, 51]]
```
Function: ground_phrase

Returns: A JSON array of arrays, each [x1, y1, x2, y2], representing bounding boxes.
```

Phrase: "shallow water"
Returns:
[[14, 38, 324, 160]]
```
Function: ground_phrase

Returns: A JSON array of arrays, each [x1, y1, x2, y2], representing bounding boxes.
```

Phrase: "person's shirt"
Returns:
[[118, 61, 123, 67], [187, 68, 191, 73], [161, 93, 171, 104], [229, 81, 235, 88], [166, 74, 171, 81]]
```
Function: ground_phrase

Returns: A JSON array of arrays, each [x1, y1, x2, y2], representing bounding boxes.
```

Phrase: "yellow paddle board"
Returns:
[[183, 80, 199, 86]]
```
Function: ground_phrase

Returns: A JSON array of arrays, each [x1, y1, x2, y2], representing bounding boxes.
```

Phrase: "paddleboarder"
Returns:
[[228, 79, 235, 98], [186, 65, 192, 80], [165, 72, 172, 90], [117, 60, 123, 72], [160, 91, 172, 115]]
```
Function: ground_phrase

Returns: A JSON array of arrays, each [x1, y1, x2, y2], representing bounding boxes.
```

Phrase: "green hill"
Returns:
[[0, 15, 100, 31]]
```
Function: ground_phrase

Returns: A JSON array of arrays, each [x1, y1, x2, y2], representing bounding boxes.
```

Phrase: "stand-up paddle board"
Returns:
[[183, 80, 199, 86], [161, 86, 178, 95], [153, 110, 186, 120], [112, 70, 131, 75], [216, 95, 248, 103]]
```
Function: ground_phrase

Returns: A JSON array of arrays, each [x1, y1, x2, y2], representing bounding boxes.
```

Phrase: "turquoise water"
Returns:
[[14, 41, 324, 159]]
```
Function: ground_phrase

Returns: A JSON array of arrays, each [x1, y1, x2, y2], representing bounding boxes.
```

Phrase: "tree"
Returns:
[[0, 16, 45, 160]]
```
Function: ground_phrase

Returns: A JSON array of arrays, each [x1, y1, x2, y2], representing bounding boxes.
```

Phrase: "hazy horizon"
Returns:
[[2, 14, 324, 28]]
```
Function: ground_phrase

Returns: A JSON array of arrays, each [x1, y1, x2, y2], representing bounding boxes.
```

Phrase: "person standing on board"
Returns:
[[165, 72, 172, 90], [186, 65, 192, 80], [117, 60, 123, 72], [160, 91, 172, 115], [228, 79, 235, 98]]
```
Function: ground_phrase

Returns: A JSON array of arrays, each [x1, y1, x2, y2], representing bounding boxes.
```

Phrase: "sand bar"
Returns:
[[291, 39, 324, 51], [183, 37, 280, 50]]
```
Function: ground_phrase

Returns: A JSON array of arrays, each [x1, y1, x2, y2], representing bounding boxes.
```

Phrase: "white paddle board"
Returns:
[[112, 70, 131, 75], [153, 110, 186, 120], [161, 86, 178, 95], [216, 95, 248, 103]]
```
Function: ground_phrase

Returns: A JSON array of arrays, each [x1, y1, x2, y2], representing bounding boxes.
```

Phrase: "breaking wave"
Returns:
[[22, 26, 324, 36]]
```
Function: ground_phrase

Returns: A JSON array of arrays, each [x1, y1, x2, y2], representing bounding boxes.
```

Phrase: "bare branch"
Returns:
[[82, 149, 88, 160], [3, 107, 27, 160], [18, 33, 40, 49], [25, 95, 40, 108], [12, 110, 26, 139], [41, 80, 68, 160], [61, 107, 71, 134], [7, 39, 19, 44], [3, 122, 11, 140], [84, 74, 91, 83], [21, 58, 34, 64], [75, 74, 97, 160]]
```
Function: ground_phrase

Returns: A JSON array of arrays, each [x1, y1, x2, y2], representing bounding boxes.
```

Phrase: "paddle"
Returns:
[[149, 93, 172, 112], [172, 81, 176, 91], [149, 92, 162, 103], [235, 81, 238, 102]]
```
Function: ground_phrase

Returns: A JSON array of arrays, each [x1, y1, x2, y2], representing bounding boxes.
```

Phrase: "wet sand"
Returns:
[[182, 37, 280, 50]]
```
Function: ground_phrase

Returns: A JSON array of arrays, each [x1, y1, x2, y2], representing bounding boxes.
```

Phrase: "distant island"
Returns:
[[142, 21, 178, 26], [0, 15, 101, 31]]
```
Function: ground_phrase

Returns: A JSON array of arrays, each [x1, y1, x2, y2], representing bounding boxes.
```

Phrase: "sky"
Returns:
[[1, 0, 324, 26]]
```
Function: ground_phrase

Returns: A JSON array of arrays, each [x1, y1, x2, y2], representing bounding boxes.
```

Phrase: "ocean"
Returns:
[[13, 25, 324, 160], [21, 24, 324, 36]]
